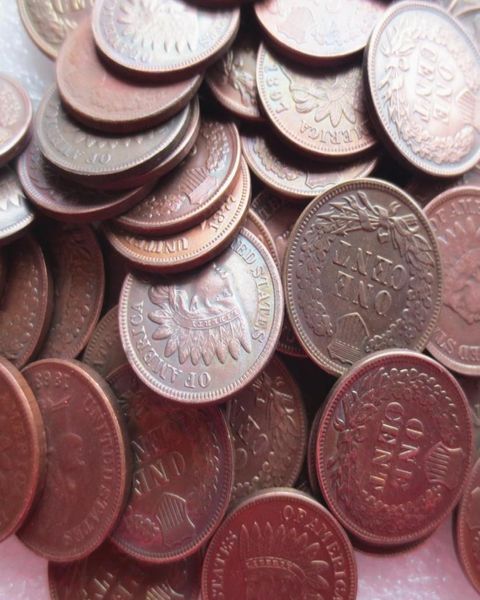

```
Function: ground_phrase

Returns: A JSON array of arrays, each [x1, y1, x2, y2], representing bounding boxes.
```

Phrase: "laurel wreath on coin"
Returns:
[[28, 0, 90, 46]]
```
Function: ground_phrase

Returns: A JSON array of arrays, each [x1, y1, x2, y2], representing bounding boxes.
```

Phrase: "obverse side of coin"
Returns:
[[0, 357, 45, 541], [0, 167, 34, 245], [285, 178, 442, 376], [108, 364, 233, 563], [316, 350, 473, 546], [257, 46, 377, 159], [119, 229, 284, 404], [457, 457, 480, 593], [366, 2, 480, 177], [202, 489, 358, 600], [82, 306, 126, 378], [0, 74, 32, 166], [19, 359, 130, 562]]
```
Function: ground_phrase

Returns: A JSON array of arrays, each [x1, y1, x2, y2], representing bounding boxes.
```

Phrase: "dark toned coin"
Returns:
[[316, 350, 473, 547], [56, 18, 202, 134], [365, 2, 480, 177], [457, 456, 480, 593], [18, 359, 130, 562], [202, 488, 358, 600], [0, 249, 5, 298], [0, 166, 34, 246], [107, 364, 233, 562], [82, 305, 126, 379], [0, 357, 45, 542], [49, 542, 202, 599], [257, 45, 377, 159], [0, 74, 32, 167], [226, 354, 307, 503], [37, 224, 105, 360], [93, 0, 240, 78], [243, 209, 278, 263], [457, 375, 480, 457], [119, 228, 284, 404], [0, 235, 52, 368], [285, 178, 443, 376]]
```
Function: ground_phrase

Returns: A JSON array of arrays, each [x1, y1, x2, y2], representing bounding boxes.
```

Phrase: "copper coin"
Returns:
[[365, 2, 480, 177], [316, 349, 473, 547], [119, 228, 284, 404], [457, 456, 480, 593], [226, 353, 307, 503], [56, 18, 202, 134], [457, 375, 480, 457], [18, 140, 154, 223], [202, 488, 358, 600], [0, 74, 32, 167], [17, 0, 94, 59], [285, 178, 443, 376], [257, 45, 377, 159], [117, 120, 241, 235], [82, 305, 126, 379], [0, 249, 5, 298], [18, 359, 130, 562], [92, 0, 240, 78], [0, 235, 52, 368], [37, 224, 105, 360], [49, 542, 202, 599], [104, 157, 251, 273], [254, 0, 386, 64], [0, 166, 34, 245], [242, 129, 379, 201], [0, 356, 45, 542], [107, 363, 233, 562], [456, 7, 480, 50], [307, 406, 322, 496], [243, 208, 278, 263], [425, 186, 480, 375]]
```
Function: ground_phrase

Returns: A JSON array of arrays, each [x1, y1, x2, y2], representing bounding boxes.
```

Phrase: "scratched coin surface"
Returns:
[[226, 354, 307, 502], [0, 166, 34, 245], [0, 74, 32, 167], [285, 178, 442, 376], [18, 359, 130, 562], [0, 357, 45, 542], [202, 488, 358, 600], [365, 2, 480, 177], [107, 364, 233, 562], [457, 456, 480, 593], [92, 0, 240, 77], [82, 306, 126, 379], [119, 229, 283, 404], [425, 186, 480, 375], [257, 45, 377, 158]]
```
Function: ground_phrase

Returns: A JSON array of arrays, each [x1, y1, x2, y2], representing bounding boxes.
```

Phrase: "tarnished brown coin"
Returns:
[[365, 2, 480, 177], [457, 375, 480, 457], [0, 235, 52, 368], [0, 167, 34, 245], [457, 456, 480, 593], [0, 357, 45, 542], [37, 224, 105, 360], [0, 249, 5, 298], [316, 350, 473, 546], [107, 364, 233, 562], [93, 0, 240, 78], [18, 359, 130, 562], [243, 209, 277, 263], [119, 228, 283, 404], [257, 45, 377, 159], [117, 120, 241, 235], [285, 178, 442, 376], [49, 542, 202, 600], [0, 74, 32, 167], [226, 354, 307, 502], [57, 18, 202, 134], [425, 186, 480, 375], [104, 158, 251, 273], [202, 488, 358, 600], [82, 306, 126, 379]]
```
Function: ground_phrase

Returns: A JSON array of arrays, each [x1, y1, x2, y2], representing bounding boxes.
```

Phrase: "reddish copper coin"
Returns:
[[257, 45, 377, 159], [457, 456, 480, 593], [18, 359, 130, 562], [82, 305, 126, 378], [0, 357, 45, 542], [37, 224, 105, 360], [104, 157, 251, 273], [285, 178, 443, 376], [0, 249, 5, 298], [57, 18, 202, 134], [0, 74, 32, 167], [226, 353, 307, 503], [0, 166, 34, 245], [0, 235, 52, 368], [49, 542, 202, 599], [202, 488, 358, 600], [243, 209, 278, 263], [365, 2, 480, 177], [119, 228, 284, 404], [316, 349, 473, 547], [107, 364, 233, 562], [117, 120, 241, 234], [92, 0, 240, 78], [457, 375, 480, 457]]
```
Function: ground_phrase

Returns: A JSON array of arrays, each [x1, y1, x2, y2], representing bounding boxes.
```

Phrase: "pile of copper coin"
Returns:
[[0, 0, 479, 597]]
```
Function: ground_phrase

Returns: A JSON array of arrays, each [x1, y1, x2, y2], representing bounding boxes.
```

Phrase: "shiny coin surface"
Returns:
[[0, 73, 32, 167], [0, 166, 34, 245], [456, 8, 480, 51], [82, 306, 126, 379], [457, 456, 480, 593], [243, 209, 277, 263]]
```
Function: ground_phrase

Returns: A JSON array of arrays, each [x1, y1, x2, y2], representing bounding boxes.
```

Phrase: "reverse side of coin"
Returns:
[[82, 306, 126, 378], [0, 74, 32, 167], [0, 166, 34, 245]]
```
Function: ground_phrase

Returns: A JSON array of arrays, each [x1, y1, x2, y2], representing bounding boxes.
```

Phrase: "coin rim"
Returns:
[[0, 74, 33, 167], [457, 456, 480, 594]]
